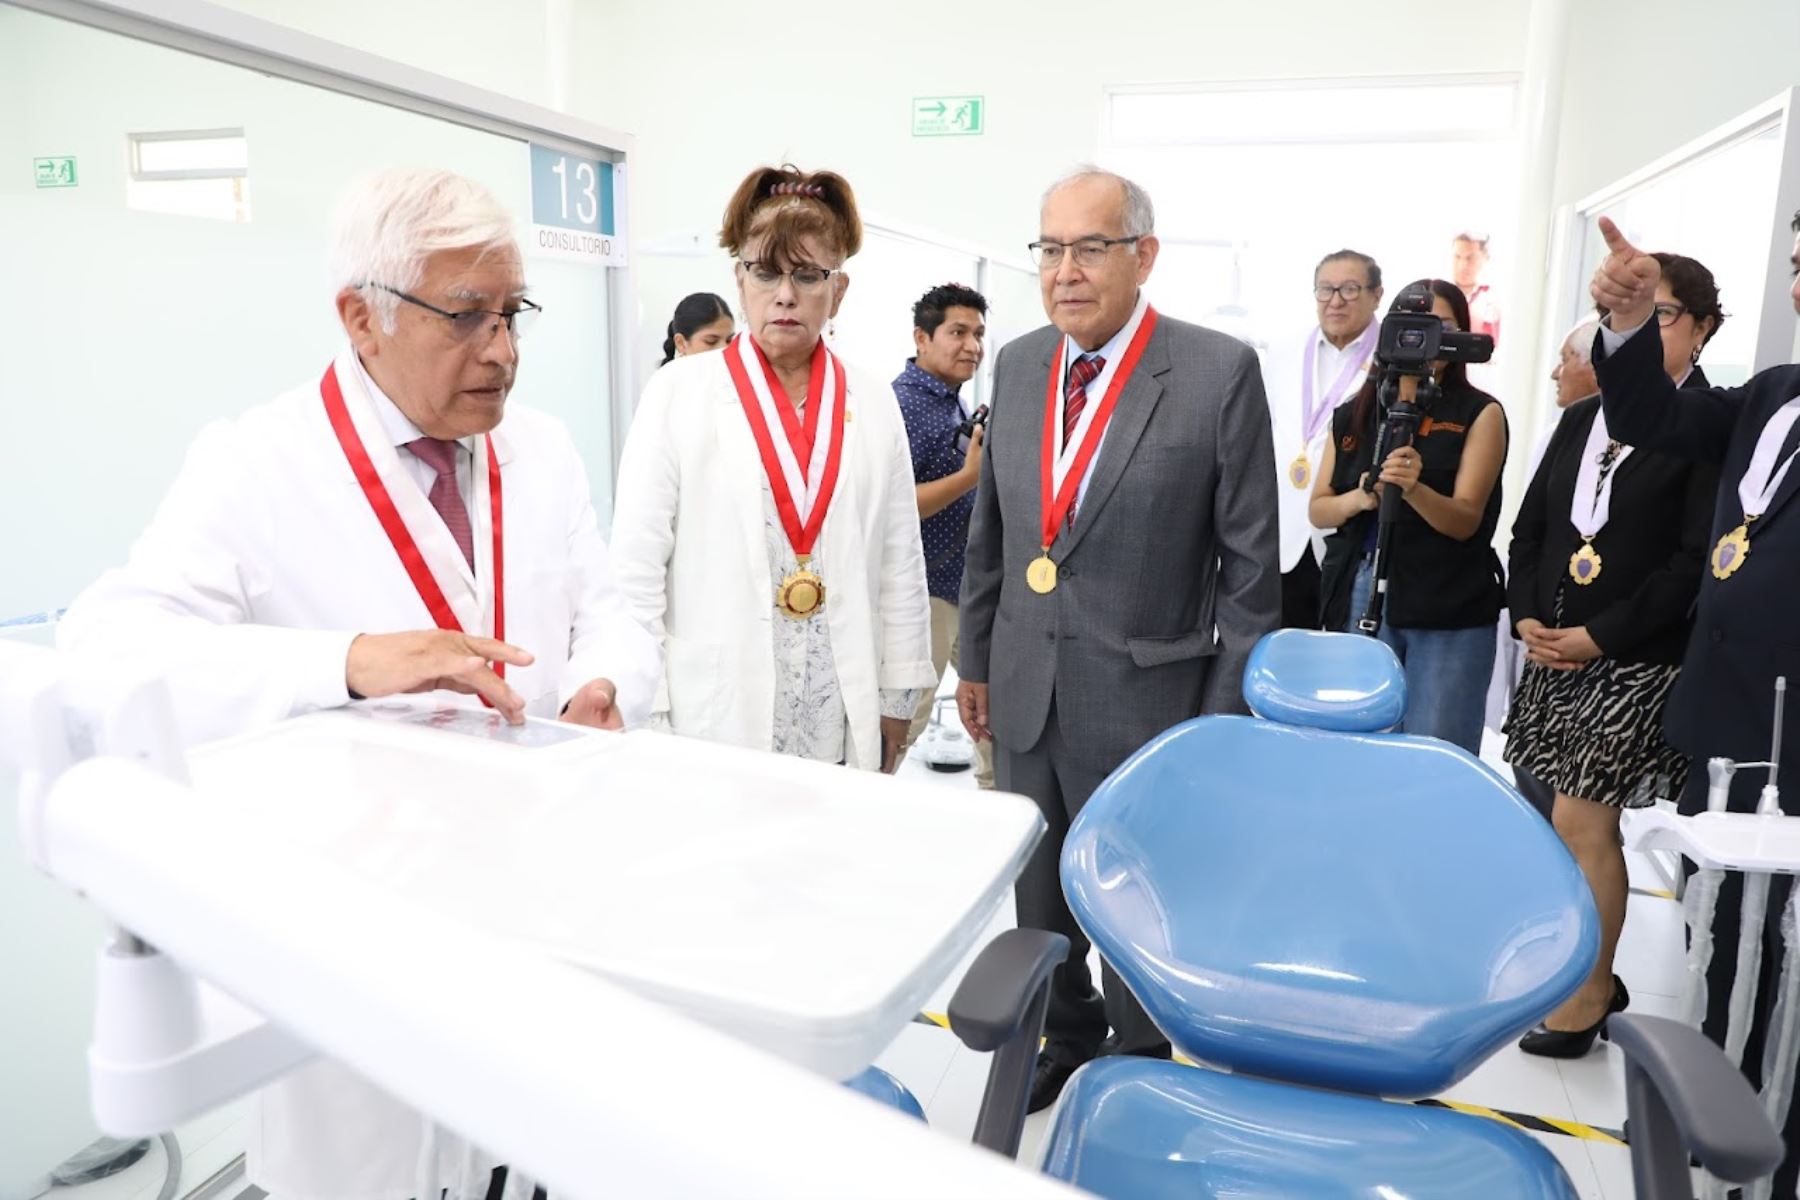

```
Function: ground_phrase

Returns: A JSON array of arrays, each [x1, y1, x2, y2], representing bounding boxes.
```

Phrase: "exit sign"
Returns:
[[34, 156, 77, 188], [912, 96, 983, 138]]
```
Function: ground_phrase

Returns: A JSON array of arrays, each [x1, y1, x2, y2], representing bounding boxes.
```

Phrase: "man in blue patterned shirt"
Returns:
[[895, 282, 993, 787]]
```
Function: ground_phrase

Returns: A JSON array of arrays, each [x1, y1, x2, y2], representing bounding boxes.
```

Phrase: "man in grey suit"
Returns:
[[956, 165, 1280, 1112]]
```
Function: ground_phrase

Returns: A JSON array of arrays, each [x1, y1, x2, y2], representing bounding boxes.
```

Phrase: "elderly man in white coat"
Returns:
[[57, 168, 661, 1200]]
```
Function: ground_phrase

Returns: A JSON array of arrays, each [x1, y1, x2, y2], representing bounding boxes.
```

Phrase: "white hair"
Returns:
[[1042, 164, 1155, 239], [328, 168, 517, 332], [1561, 317, 1602, 366]]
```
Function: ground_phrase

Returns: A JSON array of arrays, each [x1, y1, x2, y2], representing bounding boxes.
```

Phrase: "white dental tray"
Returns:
[[184, 701, 1042, 1080]]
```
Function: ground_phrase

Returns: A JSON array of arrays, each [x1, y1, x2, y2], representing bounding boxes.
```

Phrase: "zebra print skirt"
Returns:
[[1503, 649, 1688, 810]]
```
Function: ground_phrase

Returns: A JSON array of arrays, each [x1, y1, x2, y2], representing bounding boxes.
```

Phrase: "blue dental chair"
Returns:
[[1033, 630, 1782, 1199]]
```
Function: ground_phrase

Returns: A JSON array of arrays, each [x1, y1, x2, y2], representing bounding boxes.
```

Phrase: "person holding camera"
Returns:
[[1308, 279, 1508, 753], [894, 282, 994, 786], [1498, 253, 1722, 1059]]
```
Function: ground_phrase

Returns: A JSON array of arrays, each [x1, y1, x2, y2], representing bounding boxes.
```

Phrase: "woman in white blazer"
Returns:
[[612, 165, 934, 772]]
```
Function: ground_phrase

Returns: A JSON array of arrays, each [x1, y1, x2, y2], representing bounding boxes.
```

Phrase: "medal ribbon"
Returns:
[[1039, 305, 1159, 550], [725, 333, 847, 558], [1569, 405, 1632, 540], [320, 364, 506, 677], [1301, 321, 1378, 445], [1737, 395, 1800, 520]]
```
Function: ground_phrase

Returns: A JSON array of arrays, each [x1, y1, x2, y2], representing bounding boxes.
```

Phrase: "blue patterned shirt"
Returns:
[[894, 359, 975, 602]]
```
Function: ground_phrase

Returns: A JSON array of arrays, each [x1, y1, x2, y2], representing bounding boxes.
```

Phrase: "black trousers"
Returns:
[[996, 698, 1170, 1067], [1280, 545, 1322, 630], [1681, 759, 1800, 1195]]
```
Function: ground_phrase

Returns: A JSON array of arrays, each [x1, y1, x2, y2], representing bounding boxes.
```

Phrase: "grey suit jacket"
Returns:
[[958, 312, 1280, 773]]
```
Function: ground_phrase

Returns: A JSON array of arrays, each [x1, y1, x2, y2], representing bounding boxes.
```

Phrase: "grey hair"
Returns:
[[328, 168, 517, 333], [1042, 164, 1155, 238], [1562, 317, 1602, 365]]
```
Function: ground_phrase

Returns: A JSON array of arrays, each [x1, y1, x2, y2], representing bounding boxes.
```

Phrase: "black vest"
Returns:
[[1319, 380, 1507, 631]]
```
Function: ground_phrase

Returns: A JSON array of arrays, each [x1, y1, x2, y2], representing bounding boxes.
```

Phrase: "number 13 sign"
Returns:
[[529, 143, 625, 268]]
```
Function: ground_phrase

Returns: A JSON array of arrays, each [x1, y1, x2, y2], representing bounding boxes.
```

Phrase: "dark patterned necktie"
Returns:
[[405, 437, 474, 568]]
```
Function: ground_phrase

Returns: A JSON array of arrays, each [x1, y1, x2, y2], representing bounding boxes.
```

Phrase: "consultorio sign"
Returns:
[[528, 143, 626, 268]]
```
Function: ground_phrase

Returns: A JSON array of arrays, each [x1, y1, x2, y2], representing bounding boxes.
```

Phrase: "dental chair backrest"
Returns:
[[1061, 629, 1599, 1099]]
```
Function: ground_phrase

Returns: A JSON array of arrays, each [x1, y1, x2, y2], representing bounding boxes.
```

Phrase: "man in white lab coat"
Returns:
[[58, 168, 661, 1200], [1265, 249, 1381, 628]]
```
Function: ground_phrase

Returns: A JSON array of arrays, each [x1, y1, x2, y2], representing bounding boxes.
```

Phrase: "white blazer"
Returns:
[[610, 346, 935, 771], [57, 346, 661, 1200]]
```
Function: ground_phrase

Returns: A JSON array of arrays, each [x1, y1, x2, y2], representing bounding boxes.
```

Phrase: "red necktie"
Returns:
[[405, 437, 474, 569], [1063, 355, 1105, 451]]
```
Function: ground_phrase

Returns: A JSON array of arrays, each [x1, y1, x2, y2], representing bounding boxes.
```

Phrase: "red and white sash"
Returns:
[[320, 358, 506, 674], [723, 334, 848, 559]]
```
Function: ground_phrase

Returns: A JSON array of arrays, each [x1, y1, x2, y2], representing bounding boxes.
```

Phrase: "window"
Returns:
[[1101, 76, 1518, 359], [126, 128, 251, 222]]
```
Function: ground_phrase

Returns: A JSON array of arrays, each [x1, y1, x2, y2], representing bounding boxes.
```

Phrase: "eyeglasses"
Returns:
[[1315, 282, 1368, 303], [738, 261, 841, 294], [1027, 237, 1141, 271], [1654, 302, 1689, 327], [374, 284, 541, 342]]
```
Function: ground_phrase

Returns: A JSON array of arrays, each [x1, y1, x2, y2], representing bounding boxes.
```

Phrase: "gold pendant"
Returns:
[[1711, 523, 1752, 580], [1287, 452, 1312, 490], [777, 561, 826, 618], [1026, 553, 1058, 595], [1568, 540, 1603, 585]]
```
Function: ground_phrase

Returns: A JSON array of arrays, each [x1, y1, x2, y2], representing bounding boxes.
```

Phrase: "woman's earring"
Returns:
[[828, 320, 837, 340]]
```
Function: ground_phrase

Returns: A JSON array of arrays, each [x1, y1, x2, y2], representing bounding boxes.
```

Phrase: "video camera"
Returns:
[[1375, 283, 1495, 372]]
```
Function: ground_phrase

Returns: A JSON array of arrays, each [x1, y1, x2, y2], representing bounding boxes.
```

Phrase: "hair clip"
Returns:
[[769, 181, 825, 199]]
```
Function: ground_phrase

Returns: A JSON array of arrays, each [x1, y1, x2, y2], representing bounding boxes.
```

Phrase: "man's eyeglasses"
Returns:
[[738, 261, 841, 294], [373, 284, 541, 342], [1027, 237, 1141, 271], [1315, 282, 1368, 303], [1654, 302, 1690, 327]]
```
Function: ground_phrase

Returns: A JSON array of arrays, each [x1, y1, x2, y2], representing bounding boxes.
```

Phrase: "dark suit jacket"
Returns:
[[1596, 322, 1800, 807], [1507, 375, 1719, 666], [958, 310, 1281, 773]]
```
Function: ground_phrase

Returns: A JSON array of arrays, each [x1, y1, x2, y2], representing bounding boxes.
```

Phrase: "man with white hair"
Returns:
[[957, 165, 1279, 1113], [58, 168, 660, 1199]]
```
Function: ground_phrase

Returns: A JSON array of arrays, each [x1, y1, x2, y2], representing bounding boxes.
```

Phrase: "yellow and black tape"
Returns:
[[908, 1010, 1626, 1145]]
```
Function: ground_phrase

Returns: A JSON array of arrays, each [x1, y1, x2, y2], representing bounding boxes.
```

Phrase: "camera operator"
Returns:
[[1308, 279, 1508, 753], [895, 282, 994, 786]]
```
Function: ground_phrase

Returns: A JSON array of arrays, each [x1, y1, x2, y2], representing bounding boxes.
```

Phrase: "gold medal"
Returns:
[[1568, 540, 1603, 585], [1026, 553, 1058, 595], [777, 555, 826, 619], [1712, 521, 1753, 580], [1288, 452, 1312, 490]]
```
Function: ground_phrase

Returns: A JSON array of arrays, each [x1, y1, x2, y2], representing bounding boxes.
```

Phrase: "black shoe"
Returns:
[[1519, 974, 1630, 1059], [1027, 1055, 1081, 1114]]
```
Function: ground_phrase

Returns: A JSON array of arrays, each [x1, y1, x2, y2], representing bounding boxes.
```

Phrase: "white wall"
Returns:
[[212, 0, 552, 105], [1551, 0, 1800, 211]]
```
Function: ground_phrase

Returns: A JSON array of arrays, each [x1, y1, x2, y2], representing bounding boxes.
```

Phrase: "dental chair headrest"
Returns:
[[1241, 630, 1406, 733]]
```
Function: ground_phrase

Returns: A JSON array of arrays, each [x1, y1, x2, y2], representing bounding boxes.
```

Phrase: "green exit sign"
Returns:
[[34, 156, 78, 188], [912, 96, 983, 138]]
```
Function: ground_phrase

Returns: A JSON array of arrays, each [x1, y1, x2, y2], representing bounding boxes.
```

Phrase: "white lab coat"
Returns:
[[610, 347, 934, 772], [58, 346, 661, 1200], [1264, 325, 1376, 574]]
